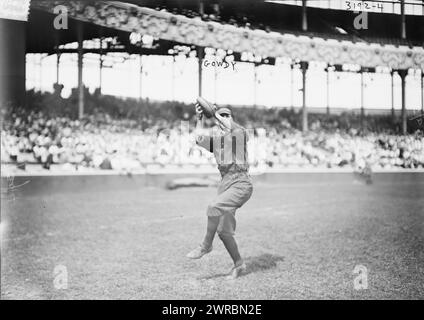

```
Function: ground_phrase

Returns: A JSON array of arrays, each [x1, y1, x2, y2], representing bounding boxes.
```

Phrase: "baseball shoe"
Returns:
[[186, 245, 212, 259], [226, 262, 247, 280]]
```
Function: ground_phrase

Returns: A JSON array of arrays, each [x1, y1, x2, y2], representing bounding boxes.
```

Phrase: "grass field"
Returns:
[[1, 173, 423, 299]]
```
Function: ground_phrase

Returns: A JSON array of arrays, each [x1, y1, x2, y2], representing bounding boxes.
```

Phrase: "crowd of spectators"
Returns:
[[149, 2, 422, 48], [152, 3, 271, 32], [1, 91, 423, 172]]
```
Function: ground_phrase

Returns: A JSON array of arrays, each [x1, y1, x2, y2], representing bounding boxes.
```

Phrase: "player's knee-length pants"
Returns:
[[206, 172, 253, 236]]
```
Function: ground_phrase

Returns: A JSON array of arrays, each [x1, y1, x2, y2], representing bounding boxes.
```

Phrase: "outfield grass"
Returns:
[[1, 173, 423, 299]]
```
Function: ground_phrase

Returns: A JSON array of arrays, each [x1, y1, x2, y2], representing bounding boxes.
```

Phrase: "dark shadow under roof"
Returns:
[[26, 0, 424, 55]]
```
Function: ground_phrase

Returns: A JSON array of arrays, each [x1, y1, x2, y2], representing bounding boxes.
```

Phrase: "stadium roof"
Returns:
[[124, 0, 424, 45], [266, 0, 424, 16], [27, 0, 424, 56], [26, 8, 180, 55]]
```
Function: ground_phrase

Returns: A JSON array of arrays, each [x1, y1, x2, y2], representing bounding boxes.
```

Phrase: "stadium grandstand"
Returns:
[[1, 0, 423, 172], [1, 1, 424, 301]]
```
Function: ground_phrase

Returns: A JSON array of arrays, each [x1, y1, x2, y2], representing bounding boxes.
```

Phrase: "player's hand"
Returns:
[[195, 103, 203, 119]]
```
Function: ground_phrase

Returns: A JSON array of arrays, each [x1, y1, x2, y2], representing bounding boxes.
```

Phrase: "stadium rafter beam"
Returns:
[[31, 0, 424, 71]]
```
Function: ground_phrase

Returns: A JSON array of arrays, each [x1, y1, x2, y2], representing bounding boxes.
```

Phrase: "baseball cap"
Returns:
[[216, 107, 232, 116]]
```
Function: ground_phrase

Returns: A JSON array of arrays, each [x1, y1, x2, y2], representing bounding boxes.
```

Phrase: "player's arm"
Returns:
[[215, 112, 246, 135], [194, 103, 213, 152], [214, 112, 232, 131]]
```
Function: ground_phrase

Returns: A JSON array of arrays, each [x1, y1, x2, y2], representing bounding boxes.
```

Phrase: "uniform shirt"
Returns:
[[196, 120, 249, 177]]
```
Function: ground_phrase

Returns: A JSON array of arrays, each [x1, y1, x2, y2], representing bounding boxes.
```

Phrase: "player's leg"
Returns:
[[186, 178, 252, 261], [198, 192, 233, 251], [186, 215, 218, 259], [217, 212, 244, 270], [201, 216, 219, 250], [217, 181, 253, 278], [186, 181, 226, 259], [186, 196, 224, 259], [198, 181, 250, 256], [186, 185, 232, 259]]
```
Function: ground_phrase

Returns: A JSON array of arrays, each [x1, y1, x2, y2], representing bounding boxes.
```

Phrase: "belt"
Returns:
[[222, 170, 251, 181]]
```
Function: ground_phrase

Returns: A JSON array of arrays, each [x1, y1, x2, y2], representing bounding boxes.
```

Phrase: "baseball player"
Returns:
[[186, 103, 253, 279]]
